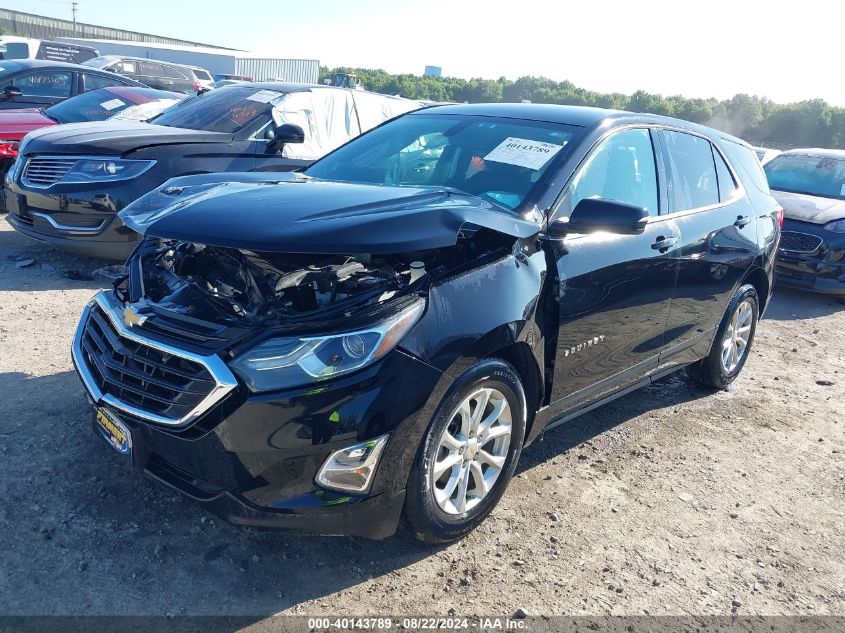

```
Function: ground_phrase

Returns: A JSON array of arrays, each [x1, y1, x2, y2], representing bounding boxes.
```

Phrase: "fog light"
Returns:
[[316, 434, 389, 493]]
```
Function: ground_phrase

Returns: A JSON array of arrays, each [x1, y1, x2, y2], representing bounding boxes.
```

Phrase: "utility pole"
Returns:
[[72, 2, 78, 37]]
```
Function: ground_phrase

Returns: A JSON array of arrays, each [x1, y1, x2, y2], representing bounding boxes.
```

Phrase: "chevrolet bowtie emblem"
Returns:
[[123, 305, 147, 328]]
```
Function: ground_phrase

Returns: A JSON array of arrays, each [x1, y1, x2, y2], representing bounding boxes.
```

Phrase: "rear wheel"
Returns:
[[404, 359, 526, 544], [689, 283, 759, 388]]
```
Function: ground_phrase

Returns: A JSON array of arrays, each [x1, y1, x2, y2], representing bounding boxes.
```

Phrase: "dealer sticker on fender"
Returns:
[[483, 137, 564, 170]]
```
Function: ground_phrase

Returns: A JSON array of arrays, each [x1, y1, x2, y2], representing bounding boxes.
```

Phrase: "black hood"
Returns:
[[120, 172, 542, 253], [20, 121, 233, 156]]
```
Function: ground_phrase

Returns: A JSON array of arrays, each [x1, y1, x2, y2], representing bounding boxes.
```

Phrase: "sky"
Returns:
[[10, 0, 845, 106]]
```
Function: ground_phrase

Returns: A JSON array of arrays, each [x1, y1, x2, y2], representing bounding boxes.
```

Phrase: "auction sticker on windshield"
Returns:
[[484, 137, 564, 170], [95, 407, 132, 455], [99, 98, 125, 111], [246, 90, 282, 103]]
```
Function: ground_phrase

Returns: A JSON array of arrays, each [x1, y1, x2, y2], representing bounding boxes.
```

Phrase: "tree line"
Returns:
[[321, 67, 845, 149]]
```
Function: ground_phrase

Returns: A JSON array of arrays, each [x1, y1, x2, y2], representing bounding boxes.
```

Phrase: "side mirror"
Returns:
[[269, 123, 305, 151], [2, 86, 22, 100], [548, 197, 649, 238]]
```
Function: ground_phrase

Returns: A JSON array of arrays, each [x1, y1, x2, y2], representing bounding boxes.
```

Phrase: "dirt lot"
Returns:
[[0, 220, 843, 619]]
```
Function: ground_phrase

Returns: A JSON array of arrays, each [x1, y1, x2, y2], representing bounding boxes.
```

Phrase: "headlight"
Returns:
[[824, 219, 845, 233], [60, 159, 156, 184], [316, 434, 389, 493], [230, 299, 425, 392]]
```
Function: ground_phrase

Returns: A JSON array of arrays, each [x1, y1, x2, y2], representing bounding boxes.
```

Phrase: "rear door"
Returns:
[[546, 127, 680, 412], [655, 129, 758, 369], [138, 61, 167, 90]]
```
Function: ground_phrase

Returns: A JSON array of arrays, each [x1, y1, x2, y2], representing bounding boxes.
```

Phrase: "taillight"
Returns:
[[776, 207, 784, 229], [193, 81, 202, 92], [0, 141, 18, 158]]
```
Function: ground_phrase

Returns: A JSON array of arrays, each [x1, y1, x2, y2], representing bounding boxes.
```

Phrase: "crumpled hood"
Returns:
[[773, 189, 845, 225], [20, 121, 233, 156], [119, 172, 542, 253], [0, 108, 55, 141]]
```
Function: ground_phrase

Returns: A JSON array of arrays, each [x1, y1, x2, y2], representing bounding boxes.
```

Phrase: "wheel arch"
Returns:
[[742, 266, 771, 313]]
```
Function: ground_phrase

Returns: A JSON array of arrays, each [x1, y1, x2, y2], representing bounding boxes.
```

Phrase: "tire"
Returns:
[[688, 283, 759, 389], [404, 359, 527, 544]]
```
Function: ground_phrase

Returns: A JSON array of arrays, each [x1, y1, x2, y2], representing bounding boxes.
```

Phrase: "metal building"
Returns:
[[0, 7, 230, 48]]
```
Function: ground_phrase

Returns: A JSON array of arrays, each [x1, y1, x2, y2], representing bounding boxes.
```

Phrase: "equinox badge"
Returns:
[[564, 335, 606, 357]]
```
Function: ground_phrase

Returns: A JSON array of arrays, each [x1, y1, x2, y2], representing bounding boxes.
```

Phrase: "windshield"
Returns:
[[764, 153, 845, 200], [83, 57, 117, 69], [43, 88, 165, 123], [305, 113, 580, 211], [150, 86, 283, 133]]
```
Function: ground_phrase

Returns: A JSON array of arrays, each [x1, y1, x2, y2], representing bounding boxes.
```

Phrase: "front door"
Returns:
[[546, 127, 679, 412]]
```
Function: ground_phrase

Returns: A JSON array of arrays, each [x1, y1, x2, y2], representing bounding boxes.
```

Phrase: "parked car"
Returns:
[[0, 36, 99, 64], [0, 86, 183, 209], [185, 65, 213, 91], [6, 83, 424, 258], [70, 103, 781, 543], [752, 145, 781, 165], [83, 56, 207, 95], [0, 59, 142, 110], [764, 148, 845, 294]]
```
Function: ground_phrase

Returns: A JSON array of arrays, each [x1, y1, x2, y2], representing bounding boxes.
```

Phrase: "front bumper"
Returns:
[[5, 173, 143, 260], [775, 219, 845, 295], [72, 291, 443, 539]]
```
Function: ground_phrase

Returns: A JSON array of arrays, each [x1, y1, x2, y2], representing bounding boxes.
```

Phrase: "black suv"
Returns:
[[71, 104, 781, 543], [83, 56, 204, 94]]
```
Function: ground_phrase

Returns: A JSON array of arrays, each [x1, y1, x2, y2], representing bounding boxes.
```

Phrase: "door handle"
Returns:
[[651, 236, 678, 251], [734, 215, 751, 228]]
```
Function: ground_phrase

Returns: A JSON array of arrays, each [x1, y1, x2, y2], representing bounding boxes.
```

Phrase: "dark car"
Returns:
[[0, 86, 182, 209], [5, 83, 421, 259], [0, 59, 142, 110], [70, 104, 781, 543], [764, 149, 845, 294], [84, 56, 206, 95]]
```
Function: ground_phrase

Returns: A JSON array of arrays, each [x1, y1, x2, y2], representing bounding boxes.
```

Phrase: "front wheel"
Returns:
[[688, 283, 759, 389], [404, 359, 527, 544]]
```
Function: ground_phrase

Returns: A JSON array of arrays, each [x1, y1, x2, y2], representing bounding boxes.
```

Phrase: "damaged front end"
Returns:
[[115, 222, 518, 394]]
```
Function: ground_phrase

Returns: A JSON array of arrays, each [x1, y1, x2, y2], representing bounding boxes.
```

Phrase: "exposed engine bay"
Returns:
[[127, 231, 512, 326]]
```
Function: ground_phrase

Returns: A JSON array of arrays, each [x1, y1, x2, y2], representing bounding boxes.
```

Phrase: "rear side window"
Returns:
[[164, 65, 189, 80], [712, 146, 739, 202], [570, 128, 659, 215], [83, 73, 125, 91], [193, 69, 211, 81], [663, 130, 719, 211], [723, 141, 771, 195]]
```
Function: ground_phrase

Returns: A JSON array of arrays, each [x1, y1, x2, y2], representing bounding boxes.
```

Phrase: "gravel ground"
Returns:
[[0, 220, 843, 618]]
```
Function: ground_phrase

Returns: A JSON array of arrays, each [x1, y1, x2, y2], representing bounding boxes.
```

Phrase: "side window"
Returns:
[[712, 145, 739, 202], [139, 62, 163, 77], [570, 128, 659, 215], [82, 73, 124, 91], [6, 71, 73, 97], [723, 141, 772, 195], [164, 65, 188, 79], [663, 130, 719, 211]]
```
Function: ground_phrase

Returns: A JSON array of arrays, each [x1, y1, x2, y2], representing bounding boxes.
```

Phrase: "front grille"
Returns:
[[780, 231, 823, 253], [22, 157, 78, 186], [79, 303, 219, 422]]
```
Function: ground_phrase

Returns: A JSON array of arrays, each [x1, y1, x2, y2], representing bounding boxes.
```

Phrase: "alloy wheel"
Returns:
[[431, 387, 512, 515], [721, 298, 754, 373]]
